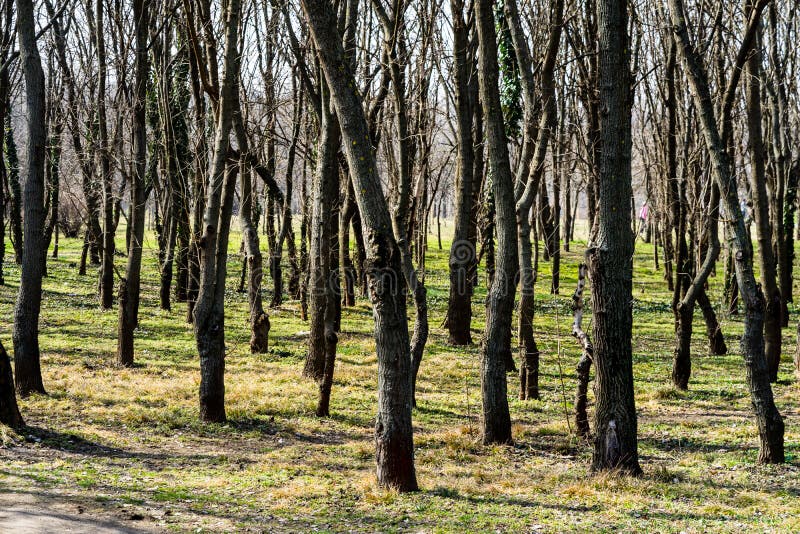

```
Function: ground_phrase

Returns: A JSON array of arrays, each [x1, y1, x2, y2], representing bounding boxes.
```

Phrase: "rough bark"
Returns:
[[13, 0, 48, 397], [589, 0, 640, 474], [117, 0, 150, 367], [301, 0, 417, 491], [193, 0, 242, 423], [475, 0, 518, 445]]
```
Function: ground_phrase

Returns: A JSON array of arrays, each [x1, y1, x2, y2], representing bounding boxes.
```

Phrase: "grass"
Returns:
[[0, 219, 798, 532]]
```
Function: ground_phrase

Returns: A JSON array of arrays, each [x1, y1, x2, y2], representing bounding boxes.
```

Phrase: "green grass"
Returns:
[[0, 219, 798, 532]]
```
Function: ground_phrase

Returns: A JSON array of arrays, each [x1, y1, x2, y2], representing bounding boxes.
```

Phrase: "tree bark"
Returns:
[[745, 31, 781, 382], [240, 164, 270, 354], [13, 0, 48, 397], [444, 0, 476, 346], [669, 0, 784, 464], [96, 0, 115, 310], [193, 0, 243, 423], [572, 263, 593, 438], [589, 0, 640, 474], [0, 339, 23, 427], [301, 0, 417, 491], [117, 0, 150, 367], [475, 0, 518, 444]]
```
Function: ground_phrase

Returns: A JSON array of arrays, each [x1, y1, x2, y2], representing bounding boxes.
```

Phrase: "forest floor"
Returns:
[[0, 222, 798, 533]]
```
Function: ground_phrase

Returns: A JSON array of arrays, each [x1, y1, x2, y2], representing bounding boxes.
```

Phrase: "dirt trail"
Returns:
[[0, 491, 160, 533]]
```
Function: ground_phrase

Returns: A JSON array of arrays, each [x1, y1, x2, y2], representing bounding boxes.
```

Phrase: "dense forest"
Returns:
[[0, 0, 798, 531]]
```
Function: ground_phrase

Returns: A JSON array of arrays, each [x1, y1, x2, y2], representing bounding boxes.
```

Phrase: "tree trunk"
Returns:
[[13, 0, 48, 397], [0, 339, 23, 427], [697, 289, 727, 355], [193, 0, 243, 423], [745, 33, 781, 383], [240, 165, 270, 354], [303, 90, 339, 402], [589, 0, 640, 474], [117, 0, 149, 367], [444, 0, 476, 346], [475, 0, 518, 445], [301, 0, 417, 491], [96, 0, 115, 310], [572, 264, 592, 438], [5, 113, 22, 265], [670, 0, 784, 463]]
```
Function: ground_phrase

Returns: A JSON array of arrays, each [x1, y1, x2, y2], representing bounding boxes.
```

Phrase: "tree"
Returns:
[[0, 338, 22, 427], [301, 0, 418, 492], [117, 0, 150, 367], [474, 0, 518, 445], [589, 0, 641, 474], [95, 0, 116, 310], [444, 0, 478, 347], [193, 0, 243, 423], [669, 0, 784, 463], [13, 0, 48, 397]]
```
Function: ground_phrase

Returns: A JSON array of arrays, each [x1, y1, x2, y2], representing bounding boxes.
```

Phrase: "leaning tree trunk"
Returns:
[[13, 0, 48, 397], [301, 0, 418, 492], [589, 0, 641, 474], [670, 0, 784, 464], [475, 0, 518, 445]]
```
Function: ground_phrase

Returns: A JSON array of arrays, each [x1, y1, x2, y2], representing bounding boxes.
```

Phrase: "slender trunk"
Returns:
[[475, 0, 518, 444], [96, 0, 115, 310], [241, 162, 270, 353], [5, 113, 22, 264], [670, 0, 784, 463], [117, 0, 149, 367], [194, 0, 242, 423], [505, 0, 562, 400], [302, 0, 417, 491], [444, 0, 476, 346], [572, 264, 592, 437], [745, 33, 781, 382], [160, 214, 177, 311]]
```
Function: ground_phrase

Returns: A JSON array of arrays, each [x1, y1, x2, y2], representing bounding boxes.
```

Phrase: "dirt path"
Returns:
[[0, 491, 161, 533]]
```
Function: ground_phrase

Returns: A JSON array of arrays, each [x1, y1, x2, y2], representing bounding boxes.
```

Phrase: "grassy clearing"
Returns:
[[0, 220, 798, 532]]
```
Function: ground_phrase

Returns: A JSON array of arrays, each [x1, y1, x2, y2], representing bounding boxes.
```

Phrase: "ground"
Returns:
[[0, 221, 798, 533]]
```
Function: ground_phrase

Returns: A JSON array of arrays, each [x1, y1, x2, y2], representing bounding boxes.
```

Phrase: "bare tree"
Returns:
[[13, 0, 48, 397], [589, 0, 640, 474], [301, 0, 418, 492]]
